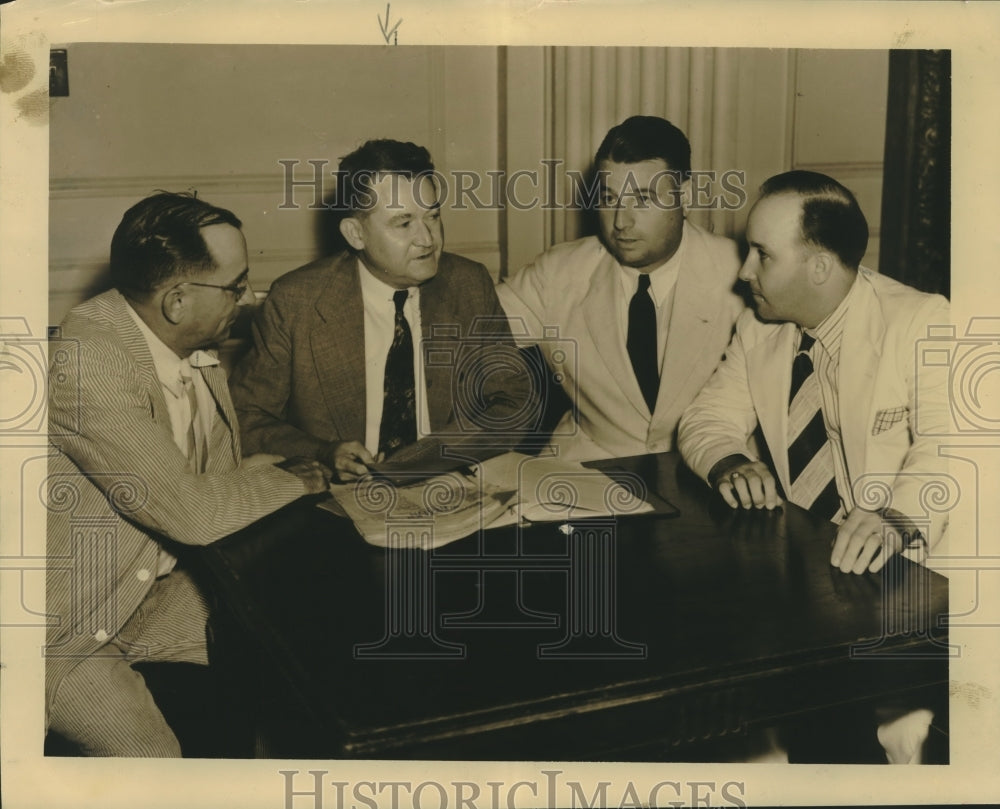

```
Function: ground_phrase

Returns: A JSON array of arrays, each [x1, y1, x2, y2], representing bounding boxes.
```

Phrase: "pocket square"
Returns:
[[872, 406, 908, 435]]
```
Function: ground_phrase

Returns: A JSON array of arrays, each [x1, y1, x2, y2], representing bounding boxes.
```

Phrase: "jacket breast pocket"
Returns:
[[871, 405, 908, 437]]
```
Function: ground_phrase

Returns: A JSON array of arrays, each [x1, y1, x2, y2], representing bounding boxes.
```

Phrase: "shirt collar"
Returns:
[[806, 272, 859, 351], [125, 301, 191, 396], [357, 258, 418, 304], [616, 221, 687, 307]]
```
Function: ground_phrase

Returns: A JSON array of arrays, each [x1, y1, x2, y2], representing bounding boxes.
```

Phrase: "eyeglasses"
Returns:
[[179, 270, 252, 299]]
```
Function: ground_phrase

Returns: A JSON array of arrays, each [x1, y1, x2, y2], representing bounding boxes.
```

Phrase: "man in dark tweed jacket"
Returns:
[[230, 139, 535, 480]]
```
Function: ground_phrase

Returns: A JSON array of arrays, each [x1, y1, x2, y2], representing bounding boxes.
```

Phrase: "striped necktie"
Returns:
[[786, 333, 842, 521]]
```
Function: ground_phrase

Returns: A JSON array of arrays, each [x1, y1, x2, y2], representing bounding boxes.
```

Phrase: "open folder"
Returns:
[[321, 451, 678, 549]]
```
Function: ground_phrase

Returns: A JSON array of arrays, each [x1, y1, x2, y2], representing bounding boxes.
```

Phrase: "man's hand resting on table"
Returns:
[[831, 507, 924, 575], [708, 454, 782, 511], [708, 455, 924, 576]]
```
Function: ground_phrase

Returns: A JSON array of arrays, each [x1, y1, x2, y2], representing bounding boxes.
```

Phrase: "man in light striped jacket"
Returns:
[[46, 192, 331, 756]]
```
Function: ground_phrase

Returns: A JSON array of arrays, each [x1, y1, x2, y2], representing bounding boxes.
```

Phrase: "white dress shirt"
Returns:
[[126, 303, 218, 575], [615, 224, 685, 373], [358, 261, 432, 455], [802, 274, 862, 517]]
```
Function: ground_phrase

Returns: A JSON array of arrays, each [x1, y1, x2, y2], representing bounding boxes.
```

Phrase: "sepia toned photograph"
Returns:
[[1, 2, 998, 808]]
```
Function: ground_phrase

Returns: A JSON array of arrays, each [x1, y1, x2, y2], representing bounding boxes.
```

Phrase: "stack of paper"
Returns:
[[323, 452, 654, 549]]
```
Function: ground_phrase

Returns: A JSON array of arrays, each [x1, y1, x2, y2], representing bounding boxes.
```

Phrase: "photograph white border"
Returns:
[[2, 1, 998, 807]]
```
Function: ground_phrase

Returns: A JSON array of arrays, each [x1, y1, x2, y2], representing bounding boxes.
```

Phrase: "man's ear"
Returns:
[[808, 250, 835, 285], [161, 287, 187, 325], [339, 216, 365, 251], [678, 177, 693, 211]]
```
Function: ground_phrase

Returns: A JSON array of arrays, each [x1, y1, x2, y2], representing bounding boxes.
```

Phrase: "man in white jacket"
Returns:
[[679, 170, 952, 765], [679, 170, 950, 576], [497, 116, 744, 460]]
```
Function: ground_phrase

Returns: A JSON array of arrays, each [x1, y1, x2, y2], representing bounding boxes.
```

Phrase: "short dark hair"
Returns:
[[594, 116, 692, 179], [759, 170, 869, 270], [109, 192, 242, 298], [337, 139, 436, 214]]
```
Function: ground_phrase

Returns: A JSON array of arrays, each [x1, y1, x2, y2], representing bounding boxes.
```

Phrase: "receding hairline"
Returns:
[[754, 188, 863, 266], [745, 192, 813, 254]]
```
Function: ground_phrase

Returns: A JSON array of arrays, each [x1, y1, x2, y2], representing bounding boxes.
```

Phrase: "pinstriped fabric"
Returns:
[[46, 289, 307, 751], [49, 570, 209, 756], [807, 285, 856, 516], [49, 652, 183, 756], [115, 565, 210, 663]]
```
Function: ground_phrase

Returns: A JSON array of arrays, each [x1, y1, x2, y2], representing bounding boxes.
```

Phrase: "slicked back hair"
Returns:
[[109, 192, 242, 299], [594, 115, 692, 179], [759, 170, 869, 270], [337, 139, 436, 215]]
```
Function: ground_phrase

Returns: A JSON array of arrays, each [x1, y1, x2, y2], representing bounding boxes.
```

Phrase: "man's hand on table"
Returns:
[[708, 456, 925, 575], [831, 507, 924, 575], [708, 454, 782, 511]]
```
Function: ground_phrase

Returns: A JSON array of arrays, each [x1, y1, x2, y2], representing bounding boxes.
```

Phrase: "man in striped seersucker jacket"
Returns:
[[46, 193, 331, 756]]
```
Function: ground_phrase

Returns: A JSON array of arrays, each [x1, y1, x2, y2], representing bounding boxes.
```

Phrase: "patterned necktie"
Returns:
[[786, 332, 842, 521], [627, 273, 659, 413], [378, 289, 417, 456]]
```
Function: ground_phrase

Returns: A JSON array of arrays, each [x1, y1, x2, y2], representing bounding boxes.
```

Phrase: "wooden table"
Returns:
[[201, 453, 949, 760]]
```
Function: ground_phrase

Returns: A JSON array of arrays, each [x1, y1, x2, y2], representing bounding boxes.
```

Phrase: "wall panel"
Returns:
[[49, 44, 501, 324], [51, 45, 890, 323]]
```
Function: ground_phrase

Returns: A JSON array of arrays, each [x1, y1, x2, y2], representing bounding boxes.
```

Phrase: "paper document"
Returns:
[[322, 452, 656, 549]]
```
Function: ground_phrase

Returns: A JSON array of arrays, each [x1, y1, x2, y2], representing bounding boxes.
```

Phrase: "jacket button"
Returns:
[[137, 568, 151, 582], [94, 630, 108, 642]]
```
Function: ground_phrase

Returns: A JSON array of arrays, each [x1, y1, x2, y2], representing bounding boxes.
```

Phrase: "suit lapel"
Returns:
[[746, 321, 798, 491], [106, 291, 240, 469], [312, 255, 367, 440], [105, 291, 173, 431], [200, 364, 240, 467], [582, 255, 649, 419], [419, 262, 457, 431], [655, 227, 726, 415], [838, 271, 883, 479]]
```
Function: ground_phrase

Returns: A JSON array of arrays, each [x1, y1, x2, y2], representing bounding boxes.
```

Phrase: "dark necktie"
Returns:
[[627, 273, 659, 413], [786, 332, 842, 521], [378, 290, 417, 456]]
